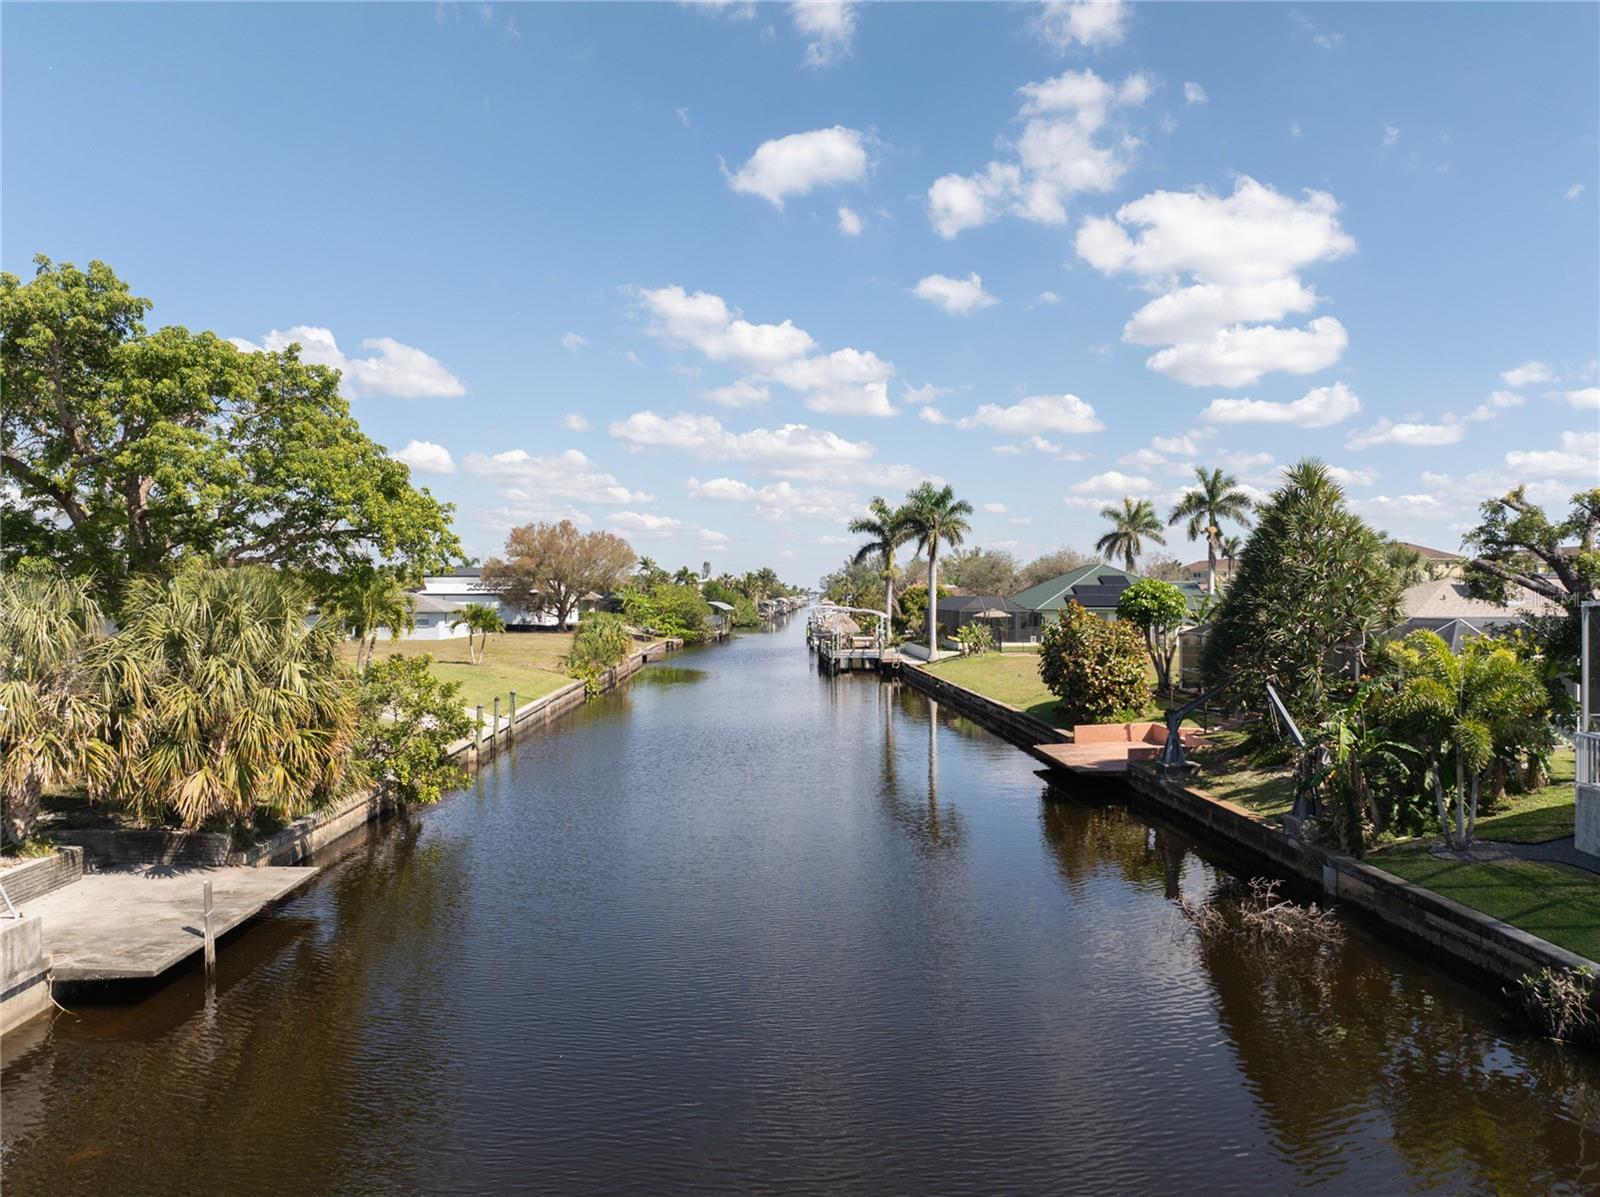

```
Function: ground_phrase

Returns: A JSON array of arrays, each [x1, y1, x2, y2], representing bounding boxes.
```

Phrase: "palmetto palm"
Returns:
[[1168, 468, 1254, 594], [450, 602, 505, 664], [325, 569, 415, 672], [848, 496, 910, 622], [1095, 497, 1166, 573], [104, 565, 358, 830], [899, 483, 973, 658], [0, 567, 116, 844]]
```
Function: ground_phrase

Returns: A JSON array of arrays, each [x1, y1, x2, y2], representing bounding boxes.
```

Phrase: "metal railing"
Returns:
[[1578, 731, 1600, 787]]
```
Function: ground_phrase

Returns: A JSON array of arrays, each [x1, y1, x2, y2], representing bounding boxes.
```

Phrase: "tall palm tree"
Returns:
[[899, 483, 973, 658], [104, 565, 357, 830], [1096, 497, 1166, 573], [450, 602, 506, 664], [848, 496, 910, 623], [1168, 467, 1255, 595], [325, 570, 415, 672], [0, 567, 116, 844], [1217, 533, 1245, 586]]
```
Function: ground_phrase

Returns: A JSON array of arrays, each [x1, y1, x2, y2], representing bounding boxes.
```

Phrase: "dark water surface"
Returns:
[[5, 618, 1599, 1195]]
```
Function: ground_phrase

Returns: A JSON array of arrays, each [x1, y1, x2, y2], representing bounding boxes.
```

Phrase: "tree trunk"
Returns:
[[1432, 759, 1448, 844], [1466, 772, 1480, 846], [1453, 748, 1466, 847], [927, 550, 938, 660], [884, 550, 896, 626], [2, 773, 43, 846], [1206, 532, 1218, 596]]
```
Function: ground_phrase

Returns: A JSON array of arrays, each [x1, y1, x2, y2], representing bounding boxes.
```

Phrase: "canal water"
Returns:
[[4, 618, 1599, 1195]]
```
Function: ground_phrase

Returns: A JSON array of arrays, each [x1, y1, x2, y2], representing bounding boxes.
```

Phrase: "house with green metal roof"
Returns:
[[1007, 564, 1205, 641]]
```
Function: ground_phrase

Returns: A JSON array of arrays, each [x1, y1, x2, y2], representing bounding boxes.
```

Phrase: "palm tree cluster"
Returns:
[[1094, 467, 1254, 591], [847, 483, 973, 657], [1, 563, 361, 842]]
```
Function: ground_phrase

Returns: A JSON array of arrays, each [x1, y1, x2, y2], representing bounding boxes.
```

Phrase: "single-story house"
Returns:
[[1007, 564, 1206, 642], [412, 566, 594, 631], [935, 594, 1029, 643], [1389, 577, 1560, 643]]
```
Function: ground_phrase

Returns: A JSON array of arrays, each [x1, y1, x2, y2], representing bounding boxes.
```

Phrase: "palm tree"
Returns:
[[1219, 534, 1244, 582], [848, 496, 910, 623], [1168, 468, 1255, 594], [672, 565, 698, 586], [1388, 631, 1548, 847], [325, 570, 415, 672], [103, 565, 357, 830], [899, 483, 973, 658], [450, 602, 505, 664], [0, 567, 116, 845], [1096, 497, 1166, 573]]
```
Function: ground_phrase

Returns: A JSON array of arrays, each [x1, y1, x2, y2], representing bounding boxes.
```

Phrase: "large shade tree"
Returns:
[[1463, 486, 1600, 690], [1096, 498, 1166, 573], [899, 483, 973, 657], [480, 520, 635, 631], [1168, 467, 1254, 595], [1202, 460, 1404, 726], [848, 496, 910, 620], [1, 257, 461, 598]]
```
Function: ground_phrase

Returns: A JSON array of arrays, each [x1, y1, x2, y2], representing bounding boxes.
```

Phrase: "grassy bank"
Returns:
[[923, 649, 1059, 723], [339, 632, 577, 713]]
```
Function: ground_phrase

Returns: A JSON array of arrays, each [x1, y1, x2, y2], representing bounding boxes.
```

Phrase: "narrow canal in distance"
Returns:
[[4, 616, 1599, 1195]]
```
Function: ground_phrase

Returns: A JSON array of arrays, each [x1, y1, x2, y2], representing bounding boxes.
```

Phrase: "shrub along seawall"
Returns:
[[898, 662, 1600, 1004]]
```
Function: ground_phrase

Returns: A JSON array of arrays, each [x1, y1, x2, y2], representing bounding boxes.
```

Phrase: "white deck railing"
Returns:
[[1578, 731, 1600, 786]]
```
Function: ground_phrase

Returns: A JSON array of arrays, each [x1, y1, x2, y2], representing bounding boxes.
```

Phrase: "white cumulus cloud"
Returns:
[[726, 126, 868, 208], [1200, 381, 1361, 428], [1077, 176, 1356, 386], [1070, 470, 1153, 494], [230, 325, 465, 398], [608, 410, 877, 469], [1345, 416, 1466, 450], [1032, 0, 1130, 51], [1502, 360, 1555, 387], [562, 412, 592, 432], [912, 272, 999, 316], [791, 1, 856, 67], [463, 447, 653, 504], [926, 67, 1151, 238], [1467, 390, 1526, 421], [561, 332, 587, 352], [634, 284, 893, 416], [391, 439, 456, 475], [1558, 386, 1600, 411], [837, 204, 864, 236], [961, 393, 1104, 435], [1184, 81, 1208, 105]]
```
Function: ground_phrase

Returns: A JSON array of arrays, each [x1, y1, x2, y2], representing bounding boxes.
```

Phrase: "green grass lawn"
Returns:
[[1188, 728, 1298, 820], [1467, 748, 1577, 844], [1370, 841, 1600, 962], [339, 631, 578, 713], [923, 649, 1063, 723]]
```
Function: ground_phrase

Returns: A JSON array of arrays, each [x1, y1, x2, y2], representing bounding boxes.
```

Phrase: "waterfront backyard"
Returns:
[[336, 630, 578, 713]]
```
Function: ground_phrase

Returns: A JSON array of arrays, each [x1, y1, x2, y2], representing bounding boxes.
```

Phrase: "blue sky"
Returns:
[[6, 1, 1597, 581]]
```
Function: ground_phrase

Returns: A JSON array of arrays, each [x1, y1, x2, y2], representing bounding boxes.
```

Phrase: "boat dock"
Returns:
[[807, 602, 895, 674], [1034, 722, 1206, 777], [19, 865, 320, 981]]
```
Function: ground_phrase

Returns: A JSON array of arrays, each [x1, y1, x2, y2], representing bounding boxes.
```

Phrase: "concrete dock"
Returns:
[[20, 866, 319, 981]]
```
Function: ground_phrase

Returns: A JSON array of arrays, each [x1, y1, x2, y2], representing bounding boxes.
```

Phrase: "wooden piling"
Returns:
[[508, 691, 517, 747], [492, 697, 501, 758], [202, 880, 216, 978], [476, 705, 485, 757]]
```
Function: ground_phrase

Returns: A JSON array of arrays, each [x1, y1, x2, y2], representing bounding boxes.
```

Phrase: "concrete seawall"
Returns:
[[900, 660, 1600, 997]]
